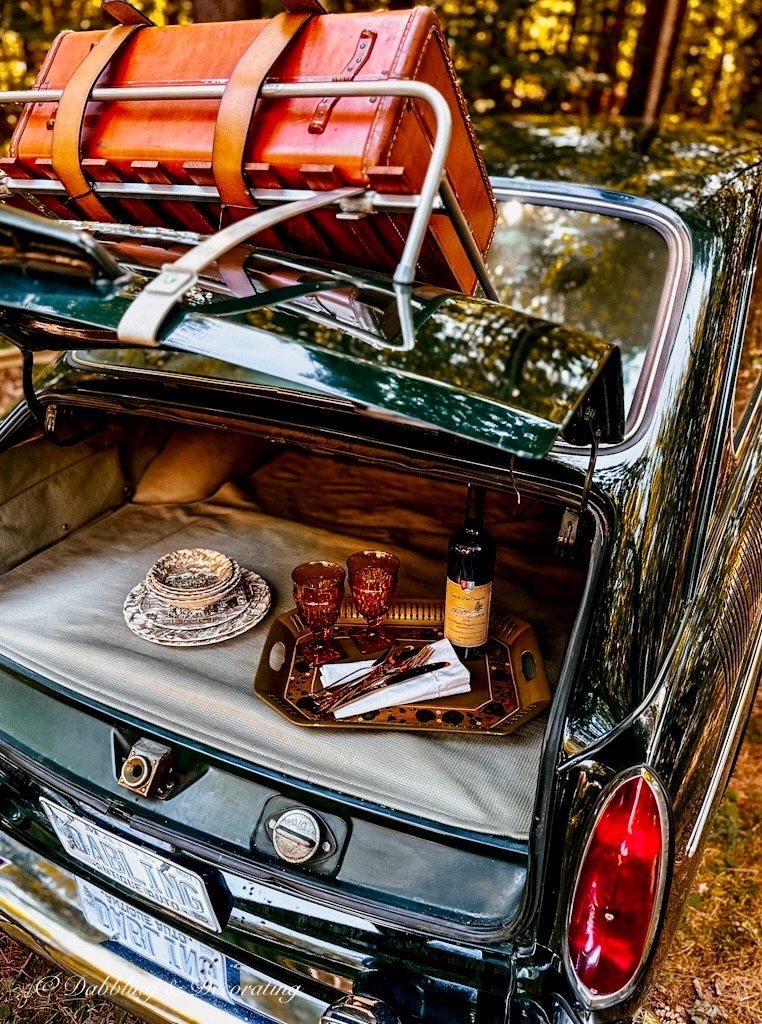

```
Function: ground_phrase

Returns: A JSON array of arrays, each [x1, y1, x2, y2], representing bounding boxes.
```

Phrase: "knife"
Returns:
[[332, 661, 450, 712], [383, 661, 450, 686]]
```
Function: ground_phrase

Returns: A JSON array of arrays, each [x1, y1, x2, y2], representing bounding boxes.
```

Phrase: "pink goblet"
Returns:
[[292, 561, 346, 666], [347, 550, 400, 653]]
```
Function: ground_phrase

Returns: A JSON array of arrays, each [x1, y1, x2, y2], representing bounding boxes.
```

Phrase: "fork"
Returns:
[[327, 644, 435, 714], [311, 645, 403, 705]]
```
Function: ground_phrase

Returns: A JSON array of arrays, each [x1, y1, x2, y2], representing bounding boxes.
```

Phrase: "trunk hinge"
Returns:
[[23, 356, 104, 447], [556, 406, 600, 558], [21, 350, 45, 425]]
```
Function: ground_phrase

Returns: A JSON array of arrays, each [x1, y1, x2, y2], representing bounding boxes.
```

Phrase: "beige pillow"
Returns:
[[134, 427, 269, 504]]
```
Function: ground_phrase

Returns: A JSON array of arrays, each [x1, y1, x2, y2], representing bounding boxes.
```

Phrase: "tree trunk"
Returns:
[[590, 0, 628, 113], [734, 13, 762, 124], [595, 0, 628, 79], [622, 0, 688, 120], [565, 0, 581, 55], [193, 0, 261, 21]]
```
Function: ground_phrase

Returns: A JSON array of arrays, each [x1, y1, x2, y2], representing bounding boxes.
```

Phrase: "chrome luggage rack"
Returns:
[[0, 79, 498, 350]]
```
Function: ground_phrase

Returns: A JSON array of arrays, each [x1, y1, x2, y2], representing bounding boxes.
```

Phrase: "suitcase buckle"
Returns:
[[309, 29, 377, 134]]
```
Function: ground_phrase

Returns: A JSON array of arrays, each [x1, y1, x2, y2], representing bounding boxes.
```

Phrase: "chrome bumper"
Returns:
[[0, 829, 328, 1024]]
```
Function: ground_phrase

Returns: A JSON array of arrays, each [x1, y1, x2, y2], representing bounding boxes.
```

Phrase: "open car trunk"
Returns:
[[0, 209, 622, 856], [0, 420, 590, 841]]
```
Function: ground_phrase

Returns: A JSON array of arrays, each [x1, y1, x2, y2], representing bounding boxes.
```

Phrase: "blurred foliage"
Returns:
[[1, 0, 762, 141]]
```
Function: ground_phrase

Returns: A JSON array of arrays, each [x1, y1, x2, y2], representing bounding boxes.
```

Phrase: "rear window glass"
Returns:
[[487, 200, 670, 419]]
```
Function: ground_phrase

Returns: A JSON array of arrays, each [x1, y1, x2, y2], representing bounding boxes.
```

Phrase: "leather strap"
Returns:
[[102, 0, 155, 26], [212, 11, 313, 211], [51, 23, 144, 220], [281, 0, 326, 12], [103, 0, 321, 20]]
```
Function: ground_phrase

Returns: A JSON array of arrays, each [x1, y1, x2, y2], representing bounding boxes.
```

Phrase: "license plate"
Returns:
[[77, 879, 230, 999], [41, 798, 220, 932]]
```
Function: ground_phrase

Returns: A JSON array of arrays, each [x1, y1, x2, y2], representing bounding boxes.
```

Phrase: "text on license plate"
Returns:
[[77, 879, 229, 999], [40, 797, 220, 932]]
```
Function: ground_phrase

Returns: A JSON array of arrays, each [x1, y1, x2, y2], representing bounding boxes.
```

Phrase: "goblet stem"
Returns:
[[351, 614, 394, 654], [301, 629, 343, 666]]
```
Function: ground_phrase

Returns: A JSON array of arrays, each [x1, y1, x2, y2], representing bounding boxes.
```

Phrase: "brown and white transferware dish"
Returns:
[[124, 548, 271, 646]]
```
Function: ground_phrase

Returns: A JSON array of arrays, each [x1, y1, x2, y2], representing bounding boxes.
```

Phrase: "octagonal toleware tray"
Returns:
[[253, 598, 551, 734]]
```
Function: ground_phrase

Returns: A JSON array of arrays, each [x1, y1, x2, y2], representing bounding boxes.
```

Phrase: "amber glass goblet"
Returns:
[[347, 550, 400, 653], [292, 561, 346, 666]]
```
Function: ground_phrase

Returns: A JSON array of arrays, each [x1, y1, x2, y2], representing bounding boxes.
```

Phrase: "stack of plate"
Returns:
[[124, 548, 271, 646]]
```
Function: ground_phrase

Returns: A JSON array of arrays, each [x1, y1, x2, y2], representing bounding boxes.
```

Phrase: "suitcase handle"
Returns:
[[309, 29, 377, 134]]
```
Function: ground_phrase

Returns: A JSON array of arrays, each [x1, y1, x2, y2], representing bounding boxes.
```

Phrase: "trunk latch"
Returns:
[[118, 738, 175, 798], [557, 406, 600, 557]]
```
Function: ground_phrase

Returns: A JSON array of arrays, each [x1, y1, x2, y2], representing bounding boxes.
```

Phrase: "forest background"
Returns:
[[1, 1, 762, 1022], [1, 0, 762, 147]]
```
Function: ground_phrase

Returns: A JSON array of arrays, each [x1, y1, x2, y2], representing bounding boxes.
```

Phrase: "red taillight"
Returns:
[[566, 772, 668, 1004]]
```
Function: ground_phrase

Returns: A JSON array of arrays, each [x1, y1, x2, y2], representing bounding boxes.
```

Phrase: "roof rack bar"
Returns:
[[117, 186, 363, 345], [0, 86, 226, 103], [0, 79, 454, 289], [3, 178, 495, 302], [1, 178, 438, 214]]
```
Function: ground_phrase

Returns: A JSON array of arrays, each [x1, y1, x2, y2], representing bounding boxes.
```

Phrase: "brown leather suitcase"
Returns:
[[5, 1, 496, 293]]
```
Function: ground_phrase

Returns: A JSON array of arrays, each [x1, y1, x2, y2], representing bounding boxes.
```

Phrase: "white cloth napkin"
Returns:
[[320, 638, 471, 719], [321, 658, 375, 688]]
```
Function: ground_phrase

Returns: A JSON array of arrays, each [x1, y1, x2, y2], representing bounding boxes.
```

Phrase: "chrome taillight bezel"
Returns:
[[562, 765, 672, 1010]]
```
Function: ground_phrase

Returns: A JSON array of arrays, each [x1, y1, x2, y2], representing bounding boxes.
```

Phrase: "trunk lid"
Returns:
[[0, 205, 624, 458]]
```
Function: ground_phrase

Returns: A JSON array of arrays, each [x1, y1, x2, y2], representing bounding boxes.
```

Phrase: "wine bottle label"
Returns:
[[444, 578, 492, 647]]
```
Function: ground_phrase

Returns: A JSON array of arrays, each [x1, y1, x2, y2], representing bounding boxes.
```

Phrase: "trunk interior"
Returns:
[[0, 418, 591, 842]]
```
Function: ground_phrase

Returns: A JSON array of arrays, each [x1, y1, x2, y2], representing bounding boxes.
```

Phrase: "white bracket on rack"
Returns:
[[117, 186, 363, 346]]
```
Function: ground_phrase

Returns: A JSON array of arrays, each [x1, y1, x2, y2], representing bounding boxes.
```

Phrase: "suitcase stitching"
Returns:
[[9, 30, 70, 162], [361, 8, 421, 180], [431, 25, 498, 243]]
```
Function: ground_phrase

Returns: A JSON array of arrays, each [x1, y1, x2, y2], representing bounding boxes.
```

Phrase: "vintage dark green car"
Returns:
[[0, 116, 760, 1024]]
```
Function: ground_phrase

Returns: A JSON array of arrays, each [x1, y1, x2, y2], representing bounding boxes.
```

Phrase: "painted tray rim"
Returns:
[[252, 598, 550, 734]]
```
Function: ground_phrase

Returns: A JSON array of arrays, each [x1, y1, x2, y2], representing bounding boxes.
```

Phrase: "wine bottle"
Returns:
[[444, 484, 497, 661]]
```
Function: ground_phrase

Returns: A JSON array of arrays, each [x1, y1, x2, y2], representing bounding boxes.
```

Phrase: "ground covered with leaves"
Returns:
[[645, 691, 762, 1024], [0, 938, 141, 1024], [0, 360, 760, 1023]]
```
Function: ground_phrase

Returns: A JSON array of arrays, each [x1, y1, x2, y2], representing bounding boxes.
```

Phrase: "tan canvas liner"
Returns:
[[0, 428, 589, 839]]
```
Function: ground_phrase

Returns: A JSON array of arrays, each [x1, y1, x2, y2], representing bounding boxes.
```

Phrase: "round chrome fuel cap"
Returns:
[[268, 808, 321, 864]]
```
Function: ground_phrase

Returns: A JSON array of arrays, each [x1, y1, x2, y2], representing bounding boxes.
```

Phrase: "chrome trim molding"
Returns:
[[491, 179, 693, 446], [321, 995, 401, 1024], [562, 765, 671, 1011], [686, 628, 762, 858]]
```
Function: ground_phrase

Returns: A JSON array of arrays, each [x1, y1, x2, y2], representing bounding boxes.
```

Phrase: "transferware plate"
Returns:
[[145, 547, 240, 605], [124, 568, 271, 646]]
